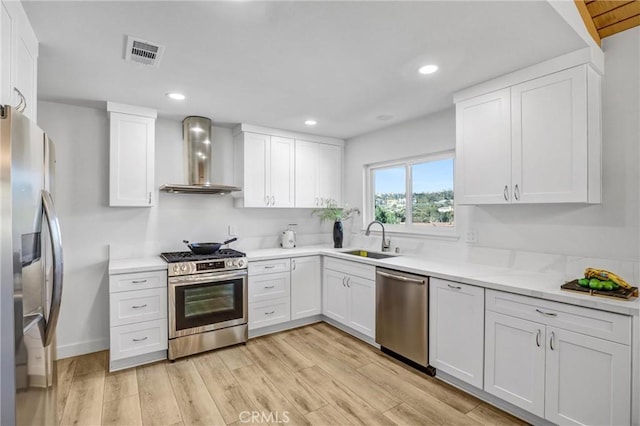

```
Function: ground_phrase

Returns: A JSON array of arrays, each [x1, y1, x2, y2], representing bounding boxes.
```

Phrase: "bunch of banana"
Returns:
[[584, 268, 631, 289]]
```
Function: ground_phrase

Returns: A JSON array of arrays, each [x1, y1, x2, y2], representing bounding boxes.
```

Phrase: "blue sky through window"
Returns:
[[374, 158, 453, 194]]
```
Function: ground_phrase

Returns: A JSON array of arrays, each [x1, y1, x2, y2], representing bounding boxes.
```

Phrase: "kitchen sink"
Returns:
[[342, 249, 396, 259]]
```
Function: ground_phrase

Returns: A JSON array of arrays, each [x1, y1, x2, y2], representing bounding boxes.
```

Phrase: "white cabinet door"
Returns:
[[484, 311, 546, 418], [317, 143, 342, 206], [109, 111, 155, 207], [545, 327, 631, 426], [242, 132, 270, 207], [295, 140, 319, 208], [291, 256, 321, 320], [511, 66, 588, 203], [429, 278, 484, 388], [346, 275, 375, 338], [269, 136, 295, 207], [322, 269, 348, 324], [456, 88, 512, 205]]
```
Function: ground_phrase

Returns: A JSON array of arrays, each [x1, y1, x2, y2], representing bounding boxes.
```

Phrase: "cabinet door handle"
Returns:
[[514, 184, 520, 201], [346, 277, 351, 288], [148, 192, 152, 205], [503, 185, 509, 201], [550, 331, 556, 350], [131, 304, 147, 309], [292, 260, 296, 271], [315, 197, 319, 206], [342, 277, 346, 287], [271, 196, 275, 205], [264, 285, 275, 289], [536, 309, 557, 317], [536, 329, 541, 347], [447, 284, 462, 290], [133, 336, 148, 342], [131, 279, 147, 284], [14, 87, 26, 113], [265, 195, 270, 205], [264, 311, 275, 315]]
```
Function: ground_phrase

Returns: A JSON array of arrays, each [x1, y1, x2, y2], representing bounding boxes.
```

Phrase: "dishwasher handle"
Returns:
[[376, 270, 425, 285]]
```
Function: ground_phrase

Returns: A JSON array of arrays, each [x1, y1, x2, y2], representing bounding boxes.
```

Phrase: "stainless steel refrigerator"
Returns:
[[0, 105, 64, 425]]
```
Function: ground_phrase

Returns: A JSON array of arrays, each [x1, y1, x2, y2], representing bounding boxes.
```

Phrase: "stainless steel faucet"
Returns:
[[365, 220, 391, 252]]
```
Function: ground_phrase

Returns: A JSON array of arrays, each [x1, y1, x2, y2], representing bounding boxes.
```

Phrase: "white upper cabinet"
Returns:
[[455, 56, 601, 205], [234, 124, 344, 208], [235, 131, 294, 208], [107, 102, 157, 207], [295, 140, 343, 208], [1, 0, 38, 122], [455, 89, 511, 204]]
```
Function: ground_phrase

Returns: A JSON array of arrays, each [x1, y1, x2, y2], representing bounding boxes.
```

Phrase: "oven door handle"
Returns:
[[169, 270, 248, 286]]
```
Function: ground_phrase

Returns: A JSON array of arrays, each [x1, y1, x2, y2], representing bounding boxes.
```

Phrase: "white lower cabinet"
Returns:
[[108, 268, 168, 371], [290, 256, 322, 320], [322, 258, 375, 338], [429, 278, 484, 389], [484, 289, 631, 425], [248, 259, 291, 330]]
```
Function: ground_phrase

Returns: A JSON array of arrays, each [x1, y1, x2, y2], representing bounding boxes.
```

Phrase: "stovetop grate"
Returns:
[[160, 249, 246, 263]]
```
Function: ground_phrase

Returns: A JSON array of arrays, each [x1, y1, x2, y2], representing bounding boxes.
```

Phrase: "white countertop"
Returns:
[[108, 256, 167, 275], [247, 246, 640, 316], [108, 246, 639, 316]]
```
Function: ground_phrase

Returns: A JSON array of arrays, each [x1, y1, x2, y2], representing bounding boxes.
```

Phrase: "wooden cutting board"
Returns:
[[561, 279, 638, 300]]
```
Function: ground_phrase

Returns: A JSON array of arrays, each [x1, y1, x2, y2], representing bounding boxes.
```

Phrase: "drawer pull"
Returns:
[[132, 336, 148, 342], [447, 284, 462, 290], [131, 304, 147, 309], [131, 280, 148, 284], [264, 311, 275, 315], [264, 285, 275, 289], [536, 309, 557, 317], [264, 265, 275, 269]]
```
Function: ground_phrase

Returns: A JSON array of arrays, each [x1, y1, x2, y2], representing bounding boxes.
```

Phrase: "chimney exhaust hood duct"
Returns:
[[160, 116, 240, 194]]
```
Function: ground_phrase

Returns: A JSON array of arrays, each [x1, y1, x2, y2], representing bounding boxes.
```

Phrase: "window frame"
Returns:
[[364, 150, 457, 238]]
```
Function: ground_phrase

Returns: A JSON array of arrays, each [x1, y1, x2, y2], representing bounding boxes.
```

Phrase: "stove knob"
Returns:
[[232, 259, 238, 267], [172, 265, 179, 273], [225, 259, 233, 268], [237, 259, 246, 268], [180, 264, 188, 272]]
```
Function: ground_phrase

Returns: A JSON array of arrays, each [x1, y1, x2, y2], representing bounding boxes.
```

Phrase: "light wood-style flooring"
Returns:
[[57, 322, 528, 426]]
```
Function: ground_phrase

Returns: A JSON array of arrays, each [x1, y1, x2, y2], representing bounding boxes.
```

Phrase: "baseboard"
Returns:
[[56, 337, 109, 360], [249, 315, 323, 338], [321, 317, 379, 348]]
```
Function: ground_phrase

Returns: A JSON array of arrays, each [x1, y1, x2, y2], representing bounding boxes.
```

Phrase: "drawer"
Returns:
[[486, 289, 631, 345], [324, 257, 375, 281], [249, 271, 290, 303], [249, 258, 291, 276], [248, 298, 290, 330], [109, 270, 167, 293], [110, 318, 168, 361], [110, 287, 167, 327]]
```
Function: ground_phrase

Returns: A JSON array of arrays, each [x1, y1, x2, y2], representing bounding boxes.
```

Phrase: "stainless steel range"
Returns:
[[161, 249, 248, 360]]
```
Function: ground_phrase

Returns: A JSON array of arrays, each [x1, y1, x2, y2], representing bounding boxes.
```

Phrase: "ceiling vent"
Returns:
[[124, 36, 165, 67]]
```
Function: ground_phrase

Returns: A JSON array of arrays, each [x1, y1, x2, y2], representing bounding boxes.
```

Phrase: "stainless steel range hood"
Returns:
[[160, 116, 240, 194]]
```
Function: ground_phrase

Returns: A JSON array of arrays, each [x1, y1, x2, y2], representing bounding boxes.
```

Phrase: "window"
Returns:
[[367, 152, 455, 235]]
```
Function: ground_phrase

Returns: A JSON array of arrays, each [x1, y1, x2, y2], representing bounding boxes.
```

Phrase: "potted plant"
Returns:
[[312, 199, 360, 248]]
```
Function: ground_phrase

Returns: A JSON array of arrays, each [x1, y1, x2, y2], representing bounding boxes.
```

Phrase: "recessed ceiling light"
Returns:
[[166, 92, 185, 100], [305, 119, 317, 126], [418, 64, 438, 75]]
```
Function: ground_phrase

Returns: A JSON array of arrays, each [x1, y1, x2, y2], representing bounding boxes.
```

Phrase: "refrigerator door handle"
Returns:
[[41, 190, 64, 347]]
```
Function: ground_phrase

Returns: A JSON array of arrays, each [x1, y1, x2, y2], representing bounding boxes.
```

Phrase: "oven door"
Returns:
[[169, 270, 247, 338]]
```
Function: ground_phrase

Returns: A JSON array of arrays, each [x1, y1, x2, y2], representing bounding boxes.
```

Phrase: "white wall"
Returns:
[[345, 28, 639, 272], [38, 101, 332, 357]]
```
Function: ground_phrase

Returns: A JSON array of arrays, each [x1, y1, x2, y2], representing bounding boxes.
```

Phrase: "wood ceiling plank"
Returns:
[[575, 0, 602, 46], [593, 1, 640, 28], [598, 14, 640, 36], [587, 0, 634, 18]]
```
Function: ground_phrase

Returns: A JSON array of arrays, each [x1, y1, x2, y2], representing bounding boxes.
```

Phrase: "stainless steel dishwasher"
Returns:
[[376, 267, 430, 370]]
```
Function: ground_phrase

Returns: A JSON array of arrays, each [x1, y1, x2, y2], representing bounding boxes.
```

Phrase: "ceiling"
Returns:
[[23, 1, 587, 139], [584, 0, 640, 39]]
